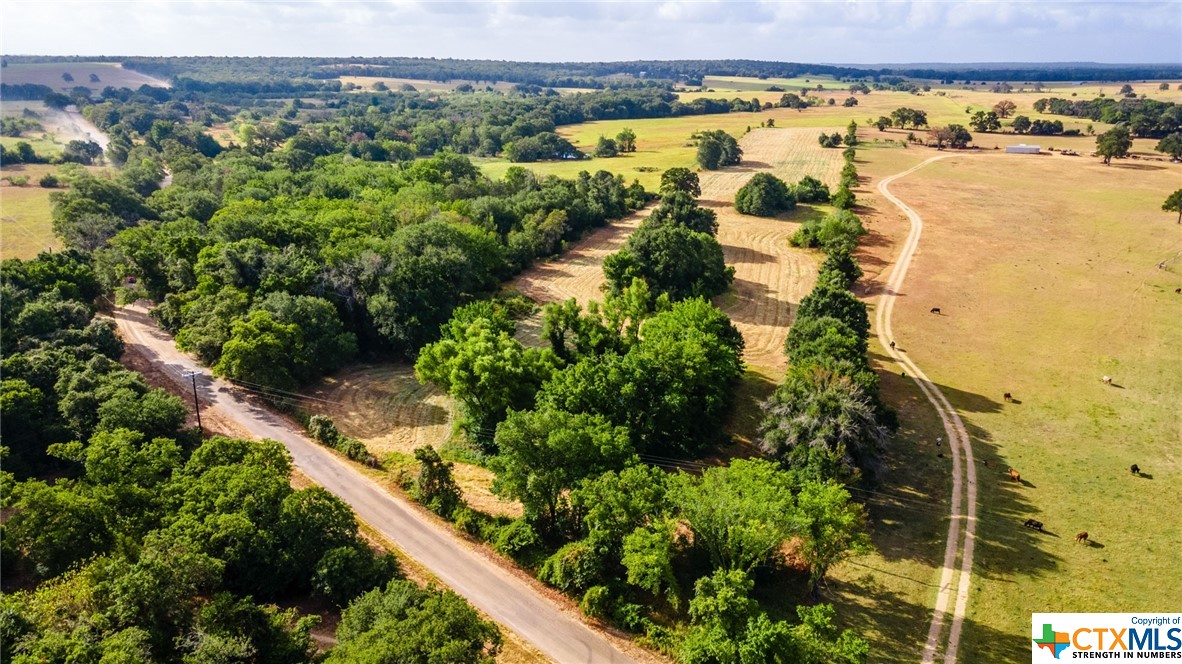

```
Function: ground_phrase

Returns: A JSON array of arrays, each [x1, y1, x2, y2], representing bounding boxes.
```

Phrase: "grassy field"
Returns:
[[871, 152, 1182, 661], [0, 164, 64, 259], [0, 62, 169, 90]]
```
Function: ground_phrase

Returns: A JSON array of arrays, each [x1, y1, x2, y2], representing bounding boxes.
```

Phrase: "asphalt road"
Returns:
[[115, 303, 636, 664]]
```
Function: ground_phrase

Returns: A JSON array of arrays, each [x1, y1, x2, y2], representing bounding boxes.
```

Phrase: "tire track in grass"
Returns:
[[875, 155, 978, 664]]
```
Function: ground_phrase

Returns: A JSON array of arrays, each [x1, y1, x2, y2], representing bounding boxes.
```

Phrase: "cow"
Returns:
[[890, 340, 896, 350], [930, 307, 942, 314], [1076, 531, 1089, 544], [1003, 392, 1013, 402], [1008, 467, 1021, 482], [1024, 519, 1044, 531], [1131, 464, 1141, 476], [1101, 375, 1113, 385]]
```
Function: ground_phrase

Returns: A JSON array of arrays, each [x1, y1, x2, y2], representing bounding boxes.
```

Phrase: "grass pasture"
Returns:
[[871, 152, 1182, 661], [0, 62, 169, 90], [0, 164, 63, 259]]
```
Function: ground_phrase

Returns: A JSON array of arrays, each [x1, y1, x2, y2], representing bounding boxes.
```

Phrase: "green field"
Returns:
[[878, 153, 1182, 661], [0, 164, 62, 259]]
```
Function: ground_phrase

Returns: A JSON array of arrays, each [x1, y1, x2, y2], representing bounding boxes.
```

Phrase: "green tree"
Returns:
[[1163, 188, 1182, 223], [593, 135, 619, 158], [411, 445, 464, 518], [734, 173, 796, 217], [795, 482, 873, 597], [759, 365, 887, 483], [1096, 125, 1133, 164], [213, 309, 303, 390], [791, 176, 831, 204], [1155, 132, 1182, 160], [327, 580, 501, 664], [671, 459, 797, 572], [659, 167, 701, 197], [492, 408, 634, 533], [615, 128, 637, 152], [415, 318, 559, 451], [648, 191, 719, 234], [604, 223, 733, 301], [1011, 115, 1032, 133], [969, 110, 1001, 133]]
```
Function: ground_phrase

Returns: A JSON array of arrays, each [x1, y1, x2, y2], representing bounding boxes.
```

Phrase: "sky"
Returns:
[[2, 1, 1180, 64]]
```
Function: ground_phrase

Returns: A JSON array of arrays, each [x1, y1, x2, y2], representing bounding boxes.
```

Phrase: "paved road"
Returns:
[[875, 156, 978, 664], [115, 303, 635, 664]]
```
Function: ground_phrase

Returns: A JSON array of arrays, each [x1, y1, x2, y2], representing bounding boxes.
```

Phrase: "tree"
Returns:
[[759, 365, 887, 483], [695, 130, 742, 170], [671, 459, 797, 571], [969, 110, 1001, 133], [1096, 125, 1132, 164], [844, 120, 858, 146], [412, 445, 464, 518], [615, 127, 637, 152], [1011, 115, 1032, 133], [1163, 189, 1182, 223], [842, 97, 858, 107], [415, 319, 559, 451], [791, 175, 830, 204], [327, 580, 501, 663], [946, 123, 973, 148], [61, 72, 74, 82], [491, 408, 634, 534], [992, 100, 1017, 118], [1155, 132, 1182, 160], [603, 223, 733, 301], [1119, 83, 1135, 96], [795, 482, 872, 597], [648, 191, 719, 234], [593, 135, 619, 158], [734, 173, 795, 216], [213, 309, 304, 390], [659, 167, 701, 197], [873, 116, 892, 131]]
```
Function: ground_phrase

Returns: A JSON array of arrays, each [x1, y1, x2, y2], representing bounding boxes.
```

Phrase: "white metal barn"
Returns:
[[1006, 144, 1041, 154]]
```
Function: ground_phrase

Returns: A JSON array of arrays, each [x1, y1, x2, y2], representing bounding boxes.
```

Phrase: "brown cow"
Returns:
[[1003, 392, 1013, 402], [930, 307, 942, 314], [1076, 531, 1089, 544], [1008, 468, 1021, 482]]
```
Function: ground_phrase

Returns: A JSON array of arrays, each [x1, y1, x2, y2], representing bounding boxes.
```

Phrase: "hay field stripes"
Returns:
[[699, 127, 843, 372], [875, 155, 978, 664]]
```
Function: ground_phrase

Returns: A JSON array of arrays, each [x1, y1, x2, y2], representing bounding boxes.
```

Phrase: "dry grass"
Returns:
[[301, 364, 522, 518], [0, 62, 169, 90], [1, 164, 65, 259]]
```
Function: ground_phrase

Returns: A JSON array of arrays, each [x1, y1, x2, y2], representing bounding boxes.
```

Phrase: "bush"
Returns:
[[831, 185, 856, 210], [791, 176, 830, 204], [537, 540, 605, 593], [38, 174, 59, 188], [336, 437, 370, 463], [307, 414, 371, 463], [581, 585, 614, 619], [453, 507, 491, 538], [7, 176, 28, 187], [791, 210, 866, 252], [313, 546, 402, 608], [412, 445, 463, 519], [492, 519, 542, 561], [734, 173, 795, 217]]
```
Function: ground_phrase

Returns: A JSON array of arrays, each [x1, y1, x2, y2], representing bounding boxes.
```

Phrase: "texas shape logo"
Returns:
[[1033, 623, 1071, 659]]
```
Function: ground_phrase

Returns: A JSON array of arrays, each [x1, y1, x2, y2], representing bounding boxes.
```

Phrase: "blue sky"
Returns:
[[3, 1, 1180, 64]]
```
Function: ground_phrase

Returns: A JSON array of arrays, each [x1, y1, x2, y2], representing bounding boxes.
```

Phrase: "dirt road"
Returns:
[[114, 303, 635, 664], [875, 156, 978, 664]]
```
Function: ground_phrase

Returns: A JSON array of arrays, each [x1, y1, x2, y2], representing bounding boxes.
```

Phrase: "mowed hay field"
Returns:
[[1, 164, 65, 259], [879, 153, 1182, 661], [302, 364, 522, 518], [0, 62, 169, 90]]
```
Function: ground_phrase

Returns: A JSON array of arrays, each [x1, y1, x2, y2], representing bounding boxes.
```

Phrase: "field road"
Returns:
[[875, 155, 978, 664], [114, 303, 635, 664]]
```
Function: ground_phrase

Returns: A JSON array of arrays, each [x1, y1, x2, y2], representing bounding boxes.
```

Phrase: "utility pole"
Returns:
[[182, 371, 203, 434]]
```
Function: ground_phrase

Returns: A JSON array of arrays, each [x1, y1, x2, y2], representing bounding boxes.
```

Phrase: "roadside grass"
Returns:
[[0, 164, 63, 259], [879, 153, 1182, 662], [0, 62, 168, 90]]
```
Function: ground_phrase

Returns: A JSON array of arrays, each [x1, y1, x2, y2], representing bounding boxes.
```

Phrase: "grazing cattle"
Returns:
[[1024, 519, 1044, 531], [1076, 531, 1089, 544], [1175, 288, 1180, 294], [930, 307, 942, 314], [890, 340, 896, 350], [1003, 392, 1013, 402], [1008, 468, 1021, 482], [1101, 375, 1113, 385], [1131, 464, 1141, 475]]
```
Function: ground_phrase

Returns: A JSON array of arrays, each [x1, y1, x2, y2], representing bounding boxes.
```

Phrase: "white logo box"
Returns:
[[1031, 613, 1182, 662]]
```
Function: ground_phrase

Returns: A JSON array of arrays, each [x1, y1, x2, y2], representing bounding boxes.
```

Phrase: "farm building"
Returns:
[[1006, 144, 1041, 154]]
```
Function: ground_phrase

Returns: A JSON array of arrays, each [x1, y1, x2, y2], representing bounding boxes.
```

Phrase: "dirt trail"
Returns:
[[875, 155, 978, 664]]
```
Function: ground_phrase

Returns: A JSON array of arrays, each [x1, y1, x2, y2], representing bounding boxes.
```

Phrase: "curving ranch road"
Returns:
[[875, 156, 978, 664], [114, 303, 634, 664]]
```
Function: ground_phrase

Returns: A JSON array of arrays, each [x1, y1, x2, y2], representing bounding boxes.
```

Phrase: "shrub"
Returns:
[[791, 176, 830, 204], [7, 176, 28, 187], [791, 210, 866, 252], [581, 585, 615, 619], [38, 173, 59, 188], [538, 540, 605, 593], [336, 437, 370, 463], [831, 185, 856, 210], [492, 519, 542, 561], [412, 445, 463, 519], [453, 507, 491, 538], [734, 173, 795, 217], [312, 545, 402, 608]]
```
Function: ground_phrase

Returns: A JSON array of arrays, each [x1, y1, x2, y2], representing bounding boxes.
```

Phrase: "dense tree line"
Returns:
[[1035, 96, 1181, 138]]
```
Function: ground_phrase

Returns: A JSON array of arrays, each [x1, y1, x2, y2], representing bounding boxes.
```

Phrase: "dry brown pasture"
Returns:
[[1, 62, 169, 90]]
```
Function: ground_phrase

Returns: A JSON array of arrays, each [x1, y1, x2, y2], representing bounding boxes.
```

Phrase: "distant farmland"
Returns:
[[1, 62, 170, 90]]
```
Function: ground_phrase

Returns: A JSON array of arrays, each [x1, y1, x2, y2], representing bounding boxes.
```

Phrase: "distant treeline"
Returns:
[[6, 55, 1178, 86], [1035, 96, 1181, 137]]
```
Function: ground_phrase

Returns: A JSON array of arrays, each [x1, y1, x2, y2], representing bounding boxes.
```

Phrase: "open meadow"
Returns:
[[869, 151, 1182, 661], [0, 61, 169, 90], [0, 164, 64, 259]]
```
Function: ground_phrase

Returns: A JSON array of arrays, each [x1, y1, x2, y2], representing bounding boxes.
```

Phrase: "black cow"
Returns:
[[1024, 519, 1044, 531]]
